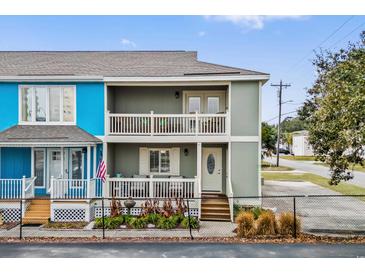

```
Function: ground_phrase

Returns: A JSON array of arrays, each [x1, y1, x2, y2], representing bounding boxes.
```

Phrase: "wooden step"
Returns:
[[30, 200, 51, 205], [22, 217, 49, 225], [201, 207, 230, 213]]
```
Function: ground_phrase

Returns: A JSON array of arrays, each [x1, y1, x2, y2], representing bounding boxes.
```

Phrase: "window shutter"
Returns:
[[170, 147, 180, 175], [139, 147, 149, 175]]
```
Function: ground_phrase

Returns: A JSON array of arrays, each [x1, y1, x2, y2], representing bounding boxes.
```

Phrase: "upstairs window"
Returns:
[[20, 86, 76, 124]]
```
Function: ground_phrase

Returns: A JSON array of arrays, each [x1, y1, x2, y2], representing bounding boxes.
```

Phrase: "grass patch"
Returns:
[[262, 172, 365, 199], [314, 162, 365, 173], [280, 155, 316, 161], [261, 161, 294, 171], [43, 222, 88, 229]]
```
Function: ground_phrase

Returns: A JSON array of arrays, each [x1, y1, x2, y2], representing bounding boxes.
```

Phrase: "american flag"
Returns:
[[96, 160, 106, 182]]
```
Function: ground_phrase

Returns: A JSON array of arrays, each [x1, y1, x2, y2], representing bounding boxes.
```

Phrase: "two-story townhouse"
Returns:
[[0, 51, 269, 224]]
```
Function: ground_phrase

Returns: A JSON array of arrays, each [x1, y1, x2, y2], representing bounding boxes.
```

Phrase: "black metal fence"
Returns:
[[1, 195, 365, 240]]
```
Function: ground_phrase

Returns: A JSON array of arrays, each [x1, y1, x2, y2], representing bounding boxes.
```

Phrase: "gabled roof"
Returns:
[[0, 51, 268, 78], [0, 125, 101, 145]]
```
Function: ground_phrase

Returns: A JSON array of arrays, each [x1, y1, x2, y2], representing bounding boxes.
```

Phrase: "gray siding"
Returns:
[[231, 142, 259, 196], [109, 143, 197, 177], [231, 81, 259, 136], [108, 86, 227, 113]]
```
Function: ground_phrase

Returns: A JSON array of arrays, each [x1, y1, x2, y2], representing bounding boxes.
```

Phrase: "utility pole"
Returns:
[[271, 80, 291, 167]]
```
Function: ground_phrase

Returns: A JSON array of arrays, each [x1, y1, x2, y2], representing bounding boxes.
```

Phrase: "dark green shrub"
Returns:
[[94, 216, 123, 229], [235, 211, 255, 238], [146, 213, 160, 225], [251, 207, 263, 220], [129, 217, 148, 229], [181, 216, 200, 229], [156, 216, 177, 229]]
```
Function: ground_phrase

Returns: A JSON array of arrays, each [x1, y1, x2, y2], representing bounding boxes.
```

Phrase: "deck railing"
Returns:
[[107, 176, 198, 199], [108, 112, 228, 136], [0, 176, 36, 200], [50, 177, 90, 199]]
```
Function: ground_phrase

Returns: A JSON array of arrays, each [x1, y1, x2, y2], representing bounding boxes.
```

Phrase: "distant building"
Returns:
[[292, 130, 314, 156]]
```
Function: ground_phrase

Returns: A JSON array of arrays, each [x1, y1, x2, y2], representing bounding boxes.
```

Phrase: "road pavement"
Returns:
[[0, 242, 365, 257], [265, 156, 365, 188]]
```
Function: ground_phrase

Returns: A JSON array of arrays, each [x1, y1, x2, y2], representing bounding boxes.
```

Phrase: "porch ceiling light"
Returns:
[[184, 148, 189, 156], [175, 91, 180, 99]]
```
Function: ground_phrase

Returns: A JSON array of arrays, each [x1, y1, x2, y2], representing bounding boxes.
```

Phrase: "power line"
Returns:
[[287, 16, 354, 72], [328, 20, 365, 49], [264, 110, 298, 123]]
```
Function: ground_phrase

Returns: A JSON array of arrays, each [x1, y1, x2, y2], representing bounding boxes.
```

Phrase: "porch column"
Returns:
[[196, 142, 202, 194], [60, 147, 64, 179], [93, 145, 97, 178], [86, 145, 91, 181]]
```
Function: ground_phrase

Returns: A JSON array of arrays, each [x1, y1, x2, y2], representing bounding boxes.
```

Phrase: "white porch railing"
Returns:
[[50, 177, 90, 199], [108, 112, 228, 136], [107, 176, 198, 199], [0, 176, 36, 200]]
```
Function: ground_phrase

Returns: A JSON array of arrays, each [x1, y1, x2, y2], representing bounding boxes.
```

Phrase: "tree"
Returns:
[[261, 122, 277, 157], [298, 31, 365, 185], [282, 132, 293, 153], [280, 116, 307, 133]]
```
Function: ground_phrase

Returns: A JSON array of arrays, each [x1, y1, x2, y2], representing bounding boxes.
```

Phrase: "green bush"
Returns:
[[129, 217, 148, 229], [235, 211, 255, 238], [156, 216, 178, 229], [94, 216, 123, 229], [256, 211, 278, 235], [181, 216, 200, 229], [145, 213, 160, 225], [251, 207, 263, 220]]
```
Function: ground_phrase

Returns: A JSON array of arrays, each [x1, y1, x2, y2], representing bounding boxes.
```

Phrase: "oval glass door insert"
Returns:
[[207, 154, 215, 174]]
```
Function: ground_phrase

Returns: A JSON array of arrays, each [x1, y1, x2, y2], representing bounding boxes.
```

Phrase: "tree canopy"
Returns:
[[298, 31, 365, 185], [261, 122, 277, 154]]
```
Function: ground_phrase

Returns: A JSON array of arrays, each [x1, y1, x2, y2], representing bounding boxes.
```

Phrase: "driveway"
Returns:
[[265, 156, 365, 188], [0, 242, 365, 257], [263, 180, 365, 234]]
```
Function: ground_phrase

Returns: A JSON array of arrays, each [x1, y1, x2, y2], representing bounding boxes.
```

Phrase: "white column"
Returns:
[[86, 145, 91, 181], [93, 145, 97, 178], [197, 142, 202, 193], [30, 147, 34, 177], [60, 147, 64, 179]]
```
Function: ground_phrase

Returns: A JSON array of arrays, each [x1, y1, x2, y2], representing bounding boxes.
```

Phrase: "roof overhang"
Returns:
[[0, 75, 104, 82], [0, 142, 100, 147]]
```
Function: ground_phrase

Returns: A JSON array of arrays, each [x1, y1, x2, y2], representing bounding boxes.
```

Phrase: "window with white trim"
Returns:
[[20, 86, 76, 123], [149, 149, 170, 174]]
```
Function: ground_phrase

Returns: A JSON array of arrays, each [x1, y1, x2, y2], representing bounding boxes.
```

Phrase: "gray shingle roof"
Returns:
[[0, 125, 101, 144], [0, 51, 268, 77]]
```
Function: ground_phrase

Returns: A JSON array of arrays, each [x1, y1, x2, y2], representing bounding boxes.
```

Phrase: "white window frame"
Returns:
[[18, 85, 77, 125], [69, 148, 85, 188], [33, 148, 46, 189], [148, 148, 171, 175], [183, 90, 226, 114]]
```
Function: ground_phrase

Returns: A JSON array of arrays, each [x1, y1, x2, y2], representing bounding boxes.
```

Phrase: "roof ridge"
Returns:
[[196, 60, 269, 75], [0, 50, 196, 53]]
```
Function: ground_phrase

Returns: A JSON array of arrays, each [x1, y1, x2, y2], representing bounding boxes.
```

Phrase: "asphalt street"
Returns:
[[265, 156, 365, 188], [0, 242, 365, 258]]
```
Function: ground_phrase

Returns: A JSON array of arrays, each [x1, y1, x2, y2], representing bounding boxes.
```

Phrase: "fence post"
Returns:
[[293, 197, 297, 239], [186, 198, 193, 240], [19, 197, 23, 239], [21, 176, 26, 200], [102, 198, 105, 239]]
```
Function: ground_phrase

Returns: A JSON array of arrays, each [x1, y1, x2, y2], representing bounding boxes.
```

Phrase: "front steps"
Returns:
[[200, 193, 231, 222], [23, 199, 51, 225]]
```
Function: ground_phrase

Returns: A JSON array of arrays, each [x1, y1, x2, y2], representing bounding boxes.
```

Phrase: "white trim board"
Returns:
[[0, 142, 100, 147]]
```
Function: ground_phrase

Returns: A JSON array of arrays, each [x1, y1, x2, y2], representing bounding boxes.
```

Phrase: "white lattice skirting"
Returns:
[[0, 208, 21, 222], [94, 207, 199, 218], [51, 203, 91, 222]]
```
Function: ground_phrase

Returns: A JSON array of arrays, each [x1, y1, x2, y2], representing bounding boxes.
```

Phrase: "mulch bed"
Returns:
[[0, 223, 18, 230], [42, 222, 88, 230], [1, 234, 365, 244]]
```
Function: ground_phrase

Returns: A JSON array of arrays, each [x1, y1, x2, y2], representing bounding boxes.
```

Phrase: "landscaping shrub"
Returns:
[[255, 211, 278, 235], [251, 207, 264, 220], [94, 216, 123, 229], [145, 213, 160, 225], [278, 212, 301, 236], [128, 217, 148, 229], [235, 211, 255, 238], [156, 216, 178, 229], [181, 216, 200, 229]]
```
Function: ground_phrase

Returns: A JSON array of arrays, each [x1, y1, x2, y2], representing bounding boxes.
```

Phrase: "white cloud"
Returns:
[[121, 38, 136, 48], [198, 31, 206, 37], [205, 15, 305, 30]]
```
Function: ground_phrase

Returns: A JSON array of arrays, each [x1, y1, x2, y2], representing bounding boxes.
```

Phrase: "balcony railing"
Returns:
[[0, 176, 36, 200], [107, 176, 198, 199], [50, 177, 99, 200], [108, 112, 228, 136]]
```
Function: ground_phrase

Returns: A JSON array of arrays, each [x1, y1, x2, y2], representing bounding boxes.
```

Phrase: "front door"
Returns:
[[34, 149, 46, 196], [48, 149, 62, 180], [202, 147, 222, 192]]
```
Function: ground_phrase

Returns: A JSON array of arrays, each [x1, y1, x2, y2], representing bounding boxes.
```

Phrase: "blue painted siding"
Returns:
[[0, 83, 19, 131], [76, 83, 105, 136], [0, 82, 105, 136], [0, 147, 31, 178]]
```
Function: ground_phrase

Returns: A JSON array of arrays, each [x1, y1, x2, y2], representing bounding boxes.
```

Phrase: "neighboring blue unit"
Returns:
[[0, 83, 19, 132], [76, 82, 105, 136], [0, 82, 105, 136], [0, 147, 31, 178]]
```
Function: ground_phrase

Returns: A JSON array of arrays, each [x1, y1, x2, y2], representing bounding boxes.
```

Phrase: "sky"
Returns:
[[0, 15, 364, 122]]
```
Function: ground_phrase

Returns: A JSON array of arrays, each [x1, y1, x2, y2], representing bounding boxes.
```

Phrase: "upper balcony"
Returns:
[[106, 85, 230, 139]]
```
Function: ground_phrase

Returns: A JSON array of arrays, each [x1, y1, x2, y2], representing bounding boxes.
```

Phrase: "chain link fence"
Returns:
[[0, 195, 365, 240]]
